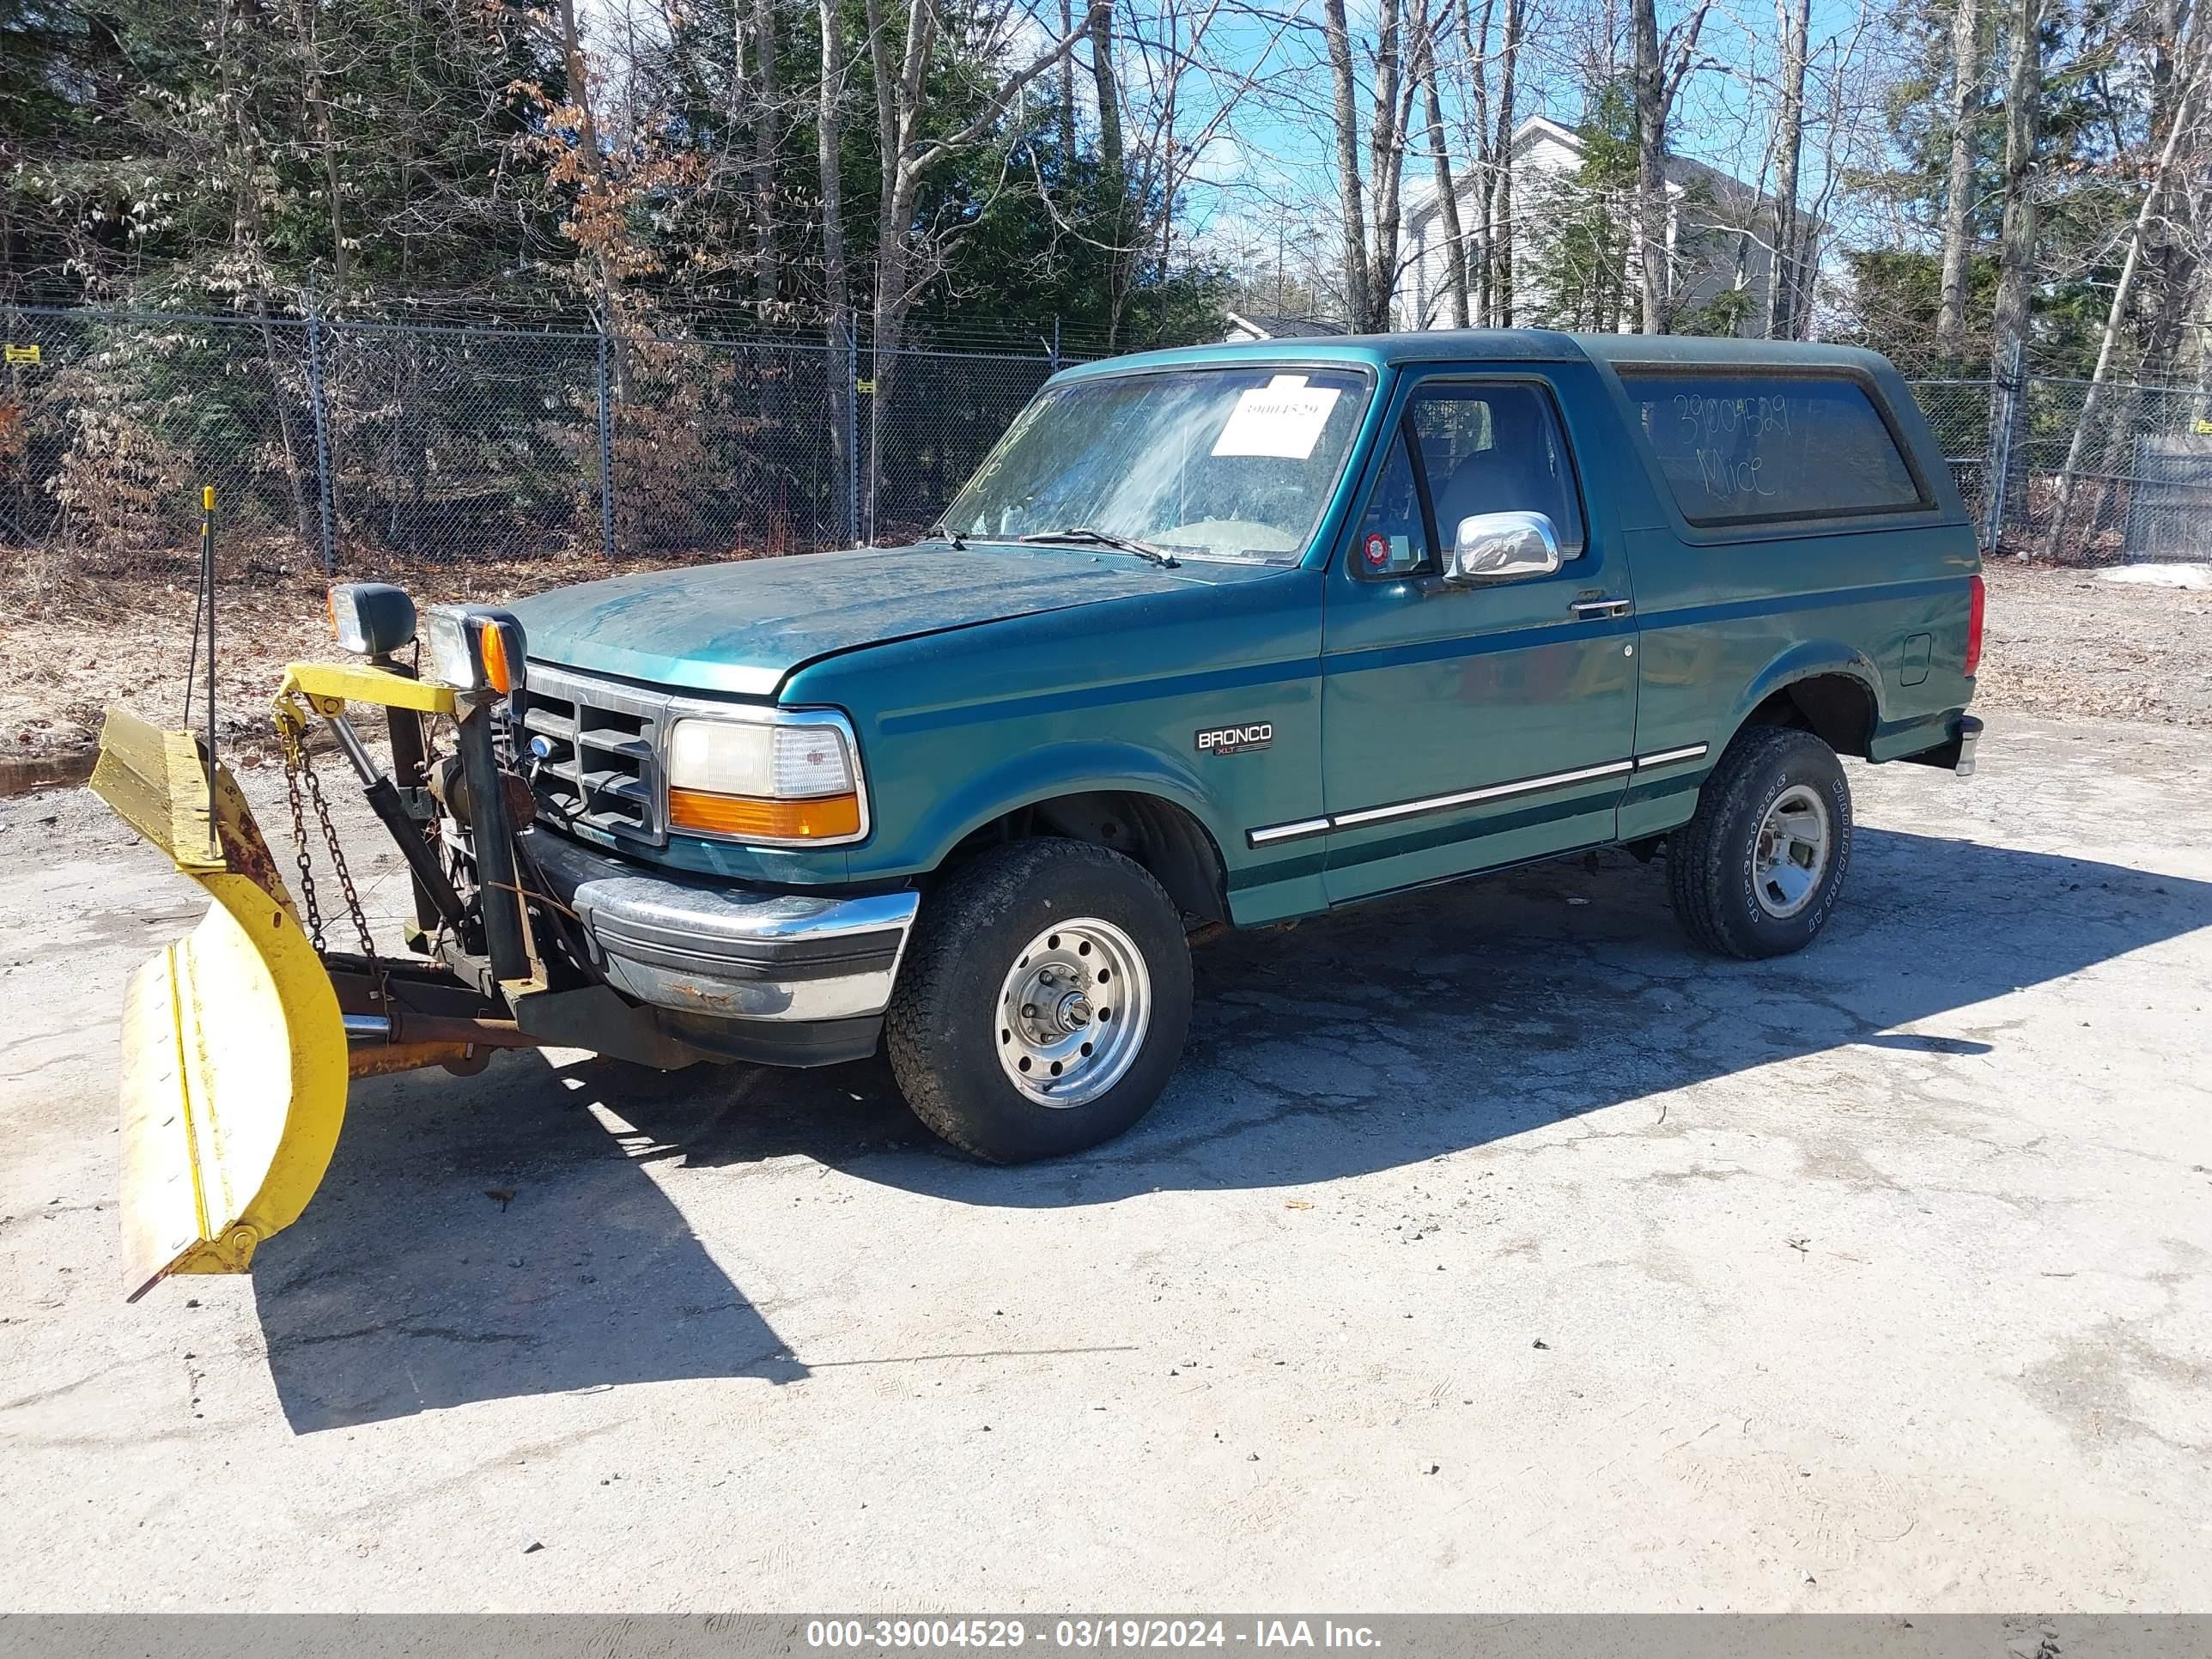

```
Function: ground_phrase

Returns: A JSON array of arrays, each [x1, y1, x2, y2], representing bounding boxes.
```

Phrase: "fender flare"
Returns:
[[908, 738, 1235, 881], [1719, 641, 1885, 757]]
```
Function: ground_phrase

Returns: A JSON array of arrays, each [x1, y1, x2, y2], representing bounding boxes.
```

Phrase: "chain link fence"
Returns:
[[0, 305, 1060, 574], [2006, 373, 2212, 562], [6, 304, 2210, 574], [1899, 376, 1996, 534], [1907, 358, 2212, 562]]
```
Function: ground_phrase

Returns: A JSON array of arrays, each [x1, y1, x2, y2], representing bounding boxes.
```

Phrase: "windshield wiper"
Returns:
[[921, 521, 967, 549], [1016, 526, 1180, 568]]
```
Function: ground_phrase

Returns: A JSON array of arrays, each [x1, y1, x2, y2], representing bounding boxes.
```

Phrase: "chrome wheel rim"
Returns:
[[995, 916, 1151, 1108], [1753, 784, 1832, 919]]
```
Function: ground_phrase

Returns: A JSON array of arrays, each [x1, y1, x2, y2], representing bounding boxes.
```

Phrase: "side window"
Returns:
[[1413, 384, 1585, 556], [1616, 371, 1928, 525], [1353, 427, 1427, 576], [1352, 381, 1586, 579]]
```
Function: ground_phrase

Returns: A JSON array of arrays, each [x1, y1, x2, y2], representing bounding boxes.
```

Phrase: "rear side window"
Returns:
[[1618, 372, 1927, 526]]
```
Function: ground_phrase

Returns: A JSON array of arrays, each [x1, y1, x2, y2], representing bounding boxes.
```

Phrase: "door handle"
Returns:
[[1571, 598, 1633, 618]]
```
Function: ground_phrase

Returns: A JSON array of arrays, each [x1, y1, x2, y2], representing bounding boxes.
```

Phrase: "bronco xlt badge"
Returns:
[[1197, 722, 1273, 756]]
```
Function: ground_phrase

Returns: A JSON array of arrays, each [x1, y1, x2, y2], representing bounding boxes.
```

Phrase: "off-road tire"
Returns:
[[1668, 724, 1853, 959], [885, 838, 1194, 1163]]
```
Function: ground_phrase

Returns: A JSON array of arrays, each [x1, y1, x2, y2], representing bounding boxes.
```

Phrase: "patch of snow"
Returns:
[[2099, 563, 2212, 589]]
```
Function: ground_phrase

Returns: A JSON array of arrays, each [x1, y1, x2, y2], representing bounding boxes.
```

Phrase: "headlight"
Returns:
[[665, 714, 865, 843], [328, 582, 416, 656], [423, 604, 526, 696]]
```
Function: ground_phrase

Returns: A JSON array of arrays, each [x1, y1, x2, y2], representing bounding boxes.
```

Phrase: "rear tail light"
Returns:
[[1965, 573, 1986, 677]]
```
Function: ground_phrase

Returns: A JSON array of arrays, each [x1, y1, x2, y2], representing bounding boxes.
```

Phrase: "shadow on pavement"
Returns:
[[617, 828, 2212, 1200], [253, 1053, 806, 1434], [252, 827, 2211, 1430]]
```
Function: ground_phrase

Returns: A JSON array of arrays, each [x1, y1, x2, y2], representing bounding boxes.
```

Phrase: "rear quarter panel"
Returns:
[[1584, 352, 1982, 842]]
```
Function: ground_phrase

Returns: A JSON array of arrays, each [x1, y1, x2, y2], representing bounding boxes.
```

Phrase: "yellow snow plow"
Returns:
[[94, 582, 705, 1300], [96, 704, 349, 1299]]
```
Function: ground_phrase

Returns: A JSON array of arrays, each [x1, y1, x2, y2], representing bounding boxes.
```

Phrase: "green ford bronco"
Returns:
[[501, 329, 1984, 1163]]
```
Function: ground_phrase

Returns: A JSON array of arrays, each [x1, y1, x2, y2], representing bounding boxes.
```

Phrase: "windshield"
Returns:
[[939, 365, 1373, 565]]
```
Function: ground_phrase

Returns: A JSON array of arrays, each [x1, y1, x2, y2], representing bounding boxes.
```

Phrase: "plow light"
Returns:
[[425, 604, 528, 696], [666, 714, 866, 845], [328, 582, 417, 657]]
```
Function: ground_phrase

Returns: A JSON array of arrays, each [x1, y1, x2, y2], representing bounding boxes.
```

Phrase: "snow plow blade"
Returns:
[[91, 705, 349, 1301]]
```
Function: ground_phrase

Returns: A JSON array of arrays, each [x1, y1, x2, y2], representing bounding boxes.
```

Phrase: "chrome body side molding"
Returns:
[[1247, 817, 1333, 848], [1633, 743, 1711, 770], [1247, 755, 1669, 848]]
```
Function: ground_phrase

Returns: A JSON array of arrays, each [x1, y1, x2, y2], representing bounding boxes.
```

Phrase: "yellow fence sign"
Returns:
[[3, 343, 40, 365]]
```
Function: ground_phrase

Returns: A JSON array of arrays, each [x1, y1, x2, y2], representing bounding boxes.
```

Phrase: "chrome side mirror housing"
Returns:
[[1447, 510, 1563, 584]]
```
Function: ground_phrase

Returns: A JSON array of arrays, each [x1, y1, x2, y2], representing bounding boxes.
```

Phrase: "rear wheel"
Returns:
[[1668, 724, 1852, 959], [886, 839, 1193, 1162]]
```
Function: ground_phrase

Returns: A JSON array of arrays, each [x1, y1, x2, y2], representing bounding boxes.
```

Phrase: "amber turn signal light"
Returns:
[[481, 622, 514, 695], [667, 788, 862, 842]]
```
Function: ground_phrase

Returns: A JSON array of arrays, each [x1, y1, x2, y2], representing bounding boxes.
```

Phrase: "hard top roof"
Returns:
[[1056, 328, 1896, 381]]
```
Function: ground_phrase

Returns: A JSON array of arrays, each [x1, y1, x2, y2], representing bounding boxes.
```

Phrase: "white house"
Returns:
[[1399, 114, 1791, 335]]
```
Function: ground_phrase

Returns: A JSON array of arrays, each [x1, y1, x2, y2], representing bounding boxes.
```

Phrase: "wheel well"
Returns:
[[938, 792, 1231, 924], [1745, 673, 1875, 759]]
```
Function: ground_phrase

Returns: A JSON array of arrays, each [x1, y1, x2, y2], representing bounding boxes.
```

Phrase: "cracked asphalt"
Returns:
[[1, 712, 2208, 1611]]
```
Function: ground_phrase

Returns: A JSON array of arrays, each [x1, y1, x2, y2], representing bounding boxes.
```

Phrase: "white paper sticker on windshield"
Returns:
[[1211, 380, 1342, 459]]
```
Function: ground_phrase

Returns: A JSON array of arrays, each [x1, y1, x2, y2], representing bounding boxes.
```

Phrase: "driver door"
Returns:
[[1320, 368, 1640, 905]]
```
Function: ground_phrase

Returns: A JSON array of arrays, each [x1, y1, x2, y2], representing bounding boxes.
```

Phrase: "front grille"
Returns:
[[521, 664, 668, 846]]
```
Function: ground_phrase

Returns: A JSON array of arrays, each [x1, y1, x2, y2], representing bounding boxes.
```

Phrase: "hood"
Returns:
[[508, 543, 1194, 698]]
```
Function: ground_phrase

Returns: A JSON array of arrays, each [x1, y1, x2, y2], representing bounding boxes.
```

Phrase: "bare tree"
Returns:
[[1630, 0, 1715, 332], [210, 0, 315, 542], [284, 0, 351, 295], [860, 0, 1101, 530], [1093, 0, 1125, 185], [750, 0, 780, 307], [1365, 0, 1415, 330], [2136, 0, 2207, 380], [1314, 0, 1426, 331], [1322, 0, 1374, 325], [1765, 0, 1810, 338], [2037, 11, 2203, 556], [1936, 0, 1984, 358], [1059, 0, 1079, 158], [555, 0, 621, 319], [1107, 0, 1293, 339], [1415, 0, 1472, 326], [817, 0, 854, 537], [1450, 0, 1498, 319], [1985, 0, 2043, 551], [1797, 0, 1886, 336], [1486, 0, 1521, 325]]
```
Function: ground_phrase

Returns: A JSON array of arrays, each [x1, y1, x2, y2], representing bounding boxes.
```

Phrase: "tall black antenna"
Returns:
[[182, 485, 217, 829], [201, 485, 215, 787]]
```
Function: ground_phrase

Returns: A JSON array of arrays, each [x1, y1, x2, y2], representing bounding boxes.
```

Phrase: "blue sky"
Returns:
[[1159, 0, 1906, 265]]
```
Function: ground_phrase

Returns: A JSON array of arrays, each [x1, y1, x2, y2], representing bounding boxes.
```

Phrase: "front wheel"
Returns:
[[885, 839, 1194, 1162], [1668, 724, 1853, 959]]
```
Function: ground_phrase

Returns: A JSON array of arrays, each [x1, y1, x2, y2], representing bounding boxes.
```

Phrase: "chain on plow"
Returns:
[[278, 712, 383, 996]]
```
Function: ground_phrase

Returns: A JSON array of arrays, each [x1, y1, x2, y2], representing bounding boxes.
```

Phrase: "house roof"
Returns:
[[1222, 308, 1346, 340]]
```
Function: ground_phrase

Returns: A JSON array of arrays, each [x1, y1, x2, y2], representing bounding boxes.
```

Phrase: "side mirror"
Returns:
[[1448, 510, 1563, 584]]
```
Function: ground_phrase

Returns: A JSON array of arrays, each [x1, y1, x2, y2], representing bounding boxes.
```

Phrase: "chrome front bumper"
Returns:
[[524, 830, 918, 1025]]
